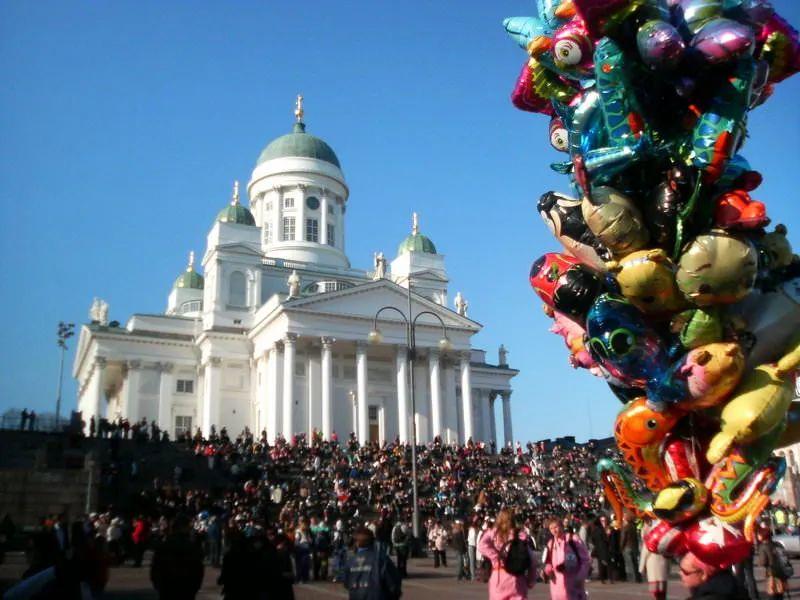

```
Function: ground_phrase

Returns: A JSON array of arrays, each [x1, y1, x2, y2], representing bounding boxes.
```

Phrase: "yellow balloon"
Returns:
[[707, 334, 800, 464], [607, 248, 687, 315]]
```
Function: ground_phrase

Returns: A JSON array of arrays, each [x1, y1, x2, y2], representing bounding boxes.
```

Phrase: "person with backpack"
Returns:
[[477, 509, 537, 599], [542, 517, 590, 600], [342, 525, 402, 600], [390, 520, 410, 578], [312, 517, 332, 581], [758, 526, 793, 599]]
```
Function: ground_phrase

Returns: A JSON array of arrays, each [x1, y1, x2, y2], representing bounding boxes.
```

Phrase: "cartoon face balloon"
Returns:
[[676, 230, 758, 305], [585, 294, 671, 388], [539, 191, 608, 270], [582, 186, 650, 257], [607, 248, 686, 315], [530, 252, 604, 319]]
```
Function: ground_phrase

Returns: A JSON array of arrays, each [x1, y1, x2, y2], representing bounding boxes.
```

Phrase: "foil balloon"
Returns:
[[538, 190, 608, 270], [757, 12, 800, 83], [676, 229, 758, 306], [586, 295, 687, 403], [549, 116, 569, 152], [582, 187, 650, 257], [510, 61, 556, 114], [646, 165, 697, 252], [706, 333, 800, 464], [713, 189, 769, 230], [652, 478, 709, 523], [684, 517, 753, 569], [674, 342, 745, 410], [530, 252, 604, 319], [669, 307, 725, 351], [613, 398, 684, 492], [547, 307, 599, 370], [597, 457, 655, 524], [606, 248, 686, 315], [690, 18, 755, 65], [637, 19, 686, 69]]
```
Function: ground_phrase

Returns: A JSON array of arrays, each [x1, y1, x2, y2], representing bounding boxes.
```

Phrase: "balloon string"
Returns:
[[672, 177, 704, 261]]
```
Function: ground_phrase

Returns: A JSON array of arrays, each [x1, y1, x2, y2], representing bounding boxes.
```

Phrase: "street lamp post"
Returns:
[[369, 283, 451, 540], [56, 322, 75, 430]]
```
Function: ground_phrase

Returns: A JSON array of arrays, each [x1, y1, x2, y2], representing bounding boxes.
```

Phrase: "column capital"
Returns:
[[95, 356, 108, 368], [501, 390, 512, 401], [459, 351, 472, 364], [297, 183, 307, 191], [489, 390, 499, 402], [428, 348, 440, 361], [355, 340, 368, 353], [157, 361, 174, 373], [321, 336, 335, 349], [284, 333, 298, 346], [206, 356, 222, 368], [126, 359, 141, 370]]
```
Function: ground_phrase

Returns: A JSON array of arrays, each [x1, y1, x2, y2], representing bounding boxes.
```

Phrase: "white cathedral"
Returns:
[[73, 97, 518, 447]]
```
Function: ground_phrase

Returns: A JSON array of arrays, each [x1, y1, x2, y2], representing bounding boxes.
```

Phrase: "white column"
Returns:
[[502, 391, 513, 447], [489, 392, 498, 452], [89, 357, 107, 432], [266, 344, 281, 443], [480, 390, 492, 444], [157, 362, 174, 434], [282, 334, 297, 440], [124, 360, 141, 424], [273, 187, 283, 243], [340, 201, 346, 254], [201, 357, 221, 437], [396, 346, 409, 444], [429, 350, 442, 440], [443, 359, 457, 444], [460, 352, 473, 442], [297, 185, 307, 242], [351, 391, 358, 436], [321, 337, 334, 440], [321, 193, 329, 245], [356, 341, 369, 444]]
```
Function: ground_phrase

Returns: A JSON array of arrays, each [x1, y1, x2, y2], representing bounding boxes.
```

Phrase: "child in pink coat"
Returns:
[[477, 509, 537, 600], [542, 518, 591, 600]]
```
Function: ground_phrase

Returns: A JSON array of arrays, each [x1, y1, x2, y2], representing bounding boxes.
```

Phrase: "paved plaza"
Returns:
[[4, 550, 800, 599]]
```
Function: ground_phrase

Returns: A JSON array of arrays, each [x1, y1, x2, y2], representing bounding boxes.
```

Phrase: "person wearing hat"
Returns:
[[679, 552, 745, 599]]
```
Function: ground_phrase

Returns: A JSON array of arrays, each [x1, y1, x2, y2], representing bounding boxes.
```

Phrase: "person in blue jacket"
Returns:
[[343, 525, 402, 600]]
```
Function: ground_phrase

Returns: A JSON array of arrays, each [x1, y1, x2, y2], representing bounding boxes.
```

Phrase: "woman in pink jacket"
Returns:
[[542, 518, 591, 600], [477, 509, 537, 600]]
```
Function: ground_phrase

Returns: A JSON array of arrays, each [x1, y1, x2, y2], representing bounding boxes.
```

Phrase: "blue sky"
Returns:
[[1, 1, 798, 443]]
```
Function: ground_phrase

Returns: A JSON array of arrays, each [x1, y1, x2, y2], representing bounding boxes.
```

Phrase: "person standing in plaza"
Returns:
[[620, 512, 642, 583], [467, 517, 479, 581], [758, 526, 792, 600], [150, 515, 204, 600], [429, 521, 448, 568], [542, 517, 590, 600], [342, 526, 401, 600], [390, 519, 410, 578], [590, 515, 613, 583], [478, 509, 537, 599], [638, 520, 669, 600], [452, 520, 469, 581]]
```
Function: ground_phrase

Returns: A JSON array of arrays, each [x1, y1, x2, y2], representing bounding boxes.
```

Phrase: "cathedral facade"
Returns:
[[72, 98, 517, 446]]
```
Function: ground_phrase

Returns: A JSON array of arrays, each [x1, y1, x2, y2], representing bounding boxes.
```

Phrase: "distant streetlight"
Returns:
[[368, 282, 451, 539], [56, 322, 75, 429]]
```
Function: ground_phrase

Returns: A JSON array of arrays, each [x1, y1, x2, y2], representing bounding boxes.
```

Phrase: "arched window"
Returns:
[[229, 271, 247, 307]]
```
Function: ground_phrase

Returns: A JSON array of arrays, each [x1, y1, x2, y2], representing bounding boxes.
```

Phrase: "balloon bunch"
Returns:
[[506, 0, 800, 569]]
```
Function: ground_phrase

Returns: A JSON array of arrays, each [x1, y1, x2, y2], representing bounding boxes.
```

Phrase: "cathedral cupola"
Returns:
[[397, 213, 437, 255], [173, 251, 204, 290], [217, 181, 256, 226]]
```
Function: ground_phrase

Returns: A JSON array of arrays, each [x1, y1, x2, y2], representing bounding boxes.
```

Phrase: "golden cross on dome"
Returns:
[[187, 251, 195, 271], [231, 180, 240, 205], [412, 212, 419, 235], [294, 94, 304, 123]]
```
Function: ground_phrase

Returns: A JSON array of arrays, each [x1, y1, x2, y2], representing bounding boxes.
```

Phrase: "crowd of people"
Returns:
[[2, 425, 798, 599]]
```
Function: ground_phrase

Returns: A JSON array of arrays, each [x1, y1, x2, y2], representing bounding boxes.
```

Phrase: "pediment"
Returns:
[[214, 242, 263, 257], [282, 280, 480, 331], [402, 269, 449, 283]]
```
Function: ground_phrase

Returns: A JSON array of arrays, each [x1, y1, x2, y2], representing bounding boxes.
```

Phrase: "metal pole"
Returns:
[[55, 346, 65, 430], [407, 280, 420, 540]]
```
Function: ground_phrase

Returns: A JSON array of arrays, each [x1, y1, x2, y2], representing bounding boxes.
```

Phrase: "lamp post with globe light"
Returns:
[[56, 322, 75, 429], [368, 283, 452, 540]]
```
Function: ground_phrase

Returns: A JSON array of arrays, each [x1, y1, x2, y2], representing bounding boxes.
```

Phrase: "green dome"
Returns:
[[217, 203, 255, 225], [398, 232, 437, 255], [174, 268, 204, 290], [256, 122, 341, 168]]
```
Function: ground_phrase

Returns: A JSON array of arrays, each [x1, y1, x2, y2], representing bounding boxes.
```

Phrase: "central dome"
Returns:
[[256, 122, 341, 168]]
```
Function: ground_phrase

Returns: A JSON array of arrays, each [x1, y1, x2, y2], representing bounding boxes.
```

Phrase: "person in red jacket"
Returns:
[[131, 515, 151, 568]]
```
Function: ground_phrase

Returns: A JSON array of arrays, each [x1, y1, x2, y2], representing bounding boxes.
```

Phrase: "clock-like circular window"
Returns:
[[306, 196, 320, 210]]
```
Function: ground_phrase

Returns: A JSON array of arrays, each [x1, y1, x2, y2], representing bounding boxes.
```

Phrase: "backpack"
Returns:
[[315, 529, 331, 552], [546, 536, 583, 572], [503, 532, 532, 576], [772, 543, 794, 580]]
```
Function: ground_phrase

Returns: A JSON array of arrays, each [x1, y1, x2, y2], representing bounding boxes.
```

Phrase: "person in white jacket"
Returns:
[[639, 519, 670, 600]]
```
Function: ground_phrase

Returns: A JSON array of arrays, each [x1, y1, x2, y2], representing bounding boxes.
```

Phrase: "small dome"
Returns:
[[216, 181, 255, 226], [397, 213, 437, 255], [174, 252, 204, 290], [256, 96, 340, 168]]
